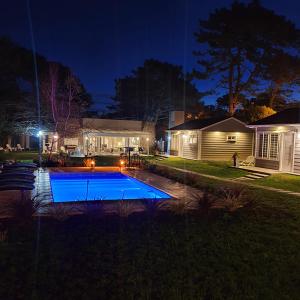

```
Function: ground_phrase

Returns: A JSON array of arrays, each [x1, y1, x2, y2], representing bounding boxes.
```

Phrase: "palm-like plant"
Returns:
[[143, 199, 161, 216], [215, 186, 248, 212], [77, 200, 105, 219], [158, 197, 199, 215], [116, 200, 137, 218], [0, 193, 49, 224], [45, 204, 75, 222]]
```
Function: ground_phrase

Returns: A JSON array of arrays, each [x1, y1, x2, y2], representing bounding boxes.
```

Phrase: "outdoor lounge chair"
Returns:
[[0, 183, 34, 191], [5, 144, 13, 152], [240, 155, 255, 166], [0, 172, 36, 180], [4, 162, 37, 169], [1, 168, 33, 175], [0, 178, 34, 185], [16, 144, 24, 151]]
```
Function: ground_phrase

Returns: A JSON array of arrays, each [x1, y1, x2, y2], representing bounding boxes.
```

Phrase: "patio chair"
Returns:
[[1, 166, 35, 174], [0, 182, 35, 191], [0, 178, 34, 185], [239, 155, 255, 166], [7, 162, 37, 168], [5, 144, 13, 152], [16, 144, 24, 151], [0, 172, 36, 180]]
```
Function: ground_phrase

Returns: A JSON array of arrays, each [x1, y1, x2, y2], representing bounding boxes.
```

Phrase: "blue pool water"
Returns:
[[50, 172, 171, 202]]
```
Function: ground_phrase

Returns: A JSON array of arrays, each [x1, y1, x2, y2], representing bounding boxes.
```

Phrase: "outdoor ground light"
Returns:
[[91, 159, 95, 169]]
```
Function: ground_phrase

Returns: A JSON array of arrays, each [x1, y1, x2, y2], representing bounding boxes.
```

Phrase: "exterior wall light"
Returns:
[[91, 159, 95, 169]]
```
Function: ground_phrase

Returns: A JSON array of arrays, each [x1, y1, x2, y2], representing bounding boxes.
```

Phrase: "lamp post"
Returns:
[[37, 130, 43, 167], [85, 136, 89, 156], [53, 134, 58, 152], [146, 137, 149, 155]]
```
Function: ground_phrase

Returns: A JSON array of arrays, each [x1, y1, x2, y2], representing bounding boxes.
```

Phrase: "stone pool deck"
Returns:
[[0, 167, 201, 206], [124, 169, 201, 200]]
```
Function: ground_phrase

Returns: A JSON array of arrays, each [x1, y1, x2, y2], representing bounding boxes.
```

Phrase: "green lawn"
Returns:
[[1, 189, 300, 299], [150, 157, 248, 179], [253, 173, 300, 193], [1, 155, 300, 298], [0, 151, 120, 166], [0, 151, 44, 162]]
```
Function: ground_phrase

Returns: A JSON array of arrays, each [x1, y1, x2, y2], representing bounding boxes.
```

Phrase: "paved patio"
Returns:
[[124, 169, 202, 200], [236, 166, 280, 174]]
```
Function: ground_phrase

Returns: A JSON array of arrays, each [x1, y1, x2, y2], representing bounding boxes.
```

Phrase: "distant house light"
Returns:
[[226, 135, 237, 142]]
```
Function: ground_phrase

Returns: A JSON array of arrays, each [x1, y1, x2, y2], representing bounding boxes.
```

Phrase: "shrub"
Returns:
[[0, 223, 7, 242], [78, 201, 105, 219], [0, 193, 49, 224], [158, 197, 199, 215], [214, 186, 249, 212], [45, 204, 76, 222], [192, 191, 217, 216], [115, 200, 137, 218], [143, 199, 161, 216]]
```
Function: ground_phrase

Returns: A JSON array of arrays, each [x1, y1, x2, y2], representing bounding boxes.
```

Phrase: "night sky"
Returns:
[[1, 0, 300, 110]]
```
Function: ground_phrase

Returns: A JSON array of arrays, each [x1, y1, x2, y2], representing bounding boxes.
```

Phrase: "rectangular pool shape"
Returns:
[[50, 172, 171, 202]]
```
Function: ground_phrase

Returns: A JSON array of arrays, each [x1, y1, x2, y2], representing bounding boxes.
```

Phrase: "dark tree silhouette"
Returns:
[[0, 37, 91, 142], [193, 1, 300, 115], [111, 59, 201, 124]]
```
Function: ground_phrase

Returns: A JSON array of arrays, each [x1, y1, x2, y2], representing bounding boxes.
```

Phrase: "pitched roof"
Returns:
[[169, 116, 231, 130], [249, 107, 300, 126]]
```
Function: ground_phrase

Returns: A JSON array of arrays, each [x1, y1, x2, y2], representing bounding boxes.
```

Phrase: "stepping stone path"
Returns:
[[33, 168, 53, 203], [235, 170, 270, 181]]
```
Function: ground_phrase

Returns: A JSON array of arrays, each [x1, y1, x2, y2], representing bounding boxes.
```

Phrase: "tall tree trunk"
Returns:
[[269, 83, 280, 109], [228, 57, 235, 116]]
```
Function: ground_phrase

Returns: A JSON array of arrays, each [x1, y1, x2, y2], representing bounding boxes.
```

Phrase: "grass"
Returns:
[[253, 173, 300, 193], [1, 188, 300, 299], [0, 151, 120, 166], [149, 157, 248, 179], [1, 156, 300, 298], [0, 151, 45, 162]]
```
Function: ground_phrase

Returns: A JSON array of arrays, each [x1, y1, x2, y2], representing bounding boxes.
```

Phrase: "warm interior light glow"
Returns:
[[85, 136, 89, 140], [53, 135, 58, 140], [120, 160, 125, 166], [146, 137, 149, 141]]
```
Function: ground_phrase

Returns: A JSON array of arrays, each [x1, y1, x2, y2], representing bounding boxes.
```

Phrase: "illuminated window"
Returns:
[[269, 134, 279, 159], [258, 133, 279, 160], [189, 135, 197, 144], [226, 135, 237, 142]]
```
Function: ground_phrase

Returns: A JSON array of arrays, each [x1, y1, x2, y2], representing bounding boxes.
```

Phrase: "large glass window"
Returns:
[[257, 133, 279, 160]]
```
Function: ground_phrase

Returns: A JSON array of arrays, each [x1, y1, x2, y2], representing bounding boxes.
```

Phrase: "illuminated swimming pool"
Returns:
[[50, 172, 171, 202]]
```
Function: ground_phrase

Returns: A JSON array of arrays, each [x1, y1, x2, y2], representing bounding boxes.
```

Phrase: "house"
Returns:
[[41, 118, 155, 156], [167, 113, 254, 161], [248, 107, 300, 174]]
